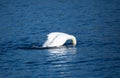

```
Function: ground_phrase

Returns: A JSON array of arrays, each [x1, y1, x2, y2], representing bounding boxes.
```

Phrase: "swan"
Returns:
[[42, 32, 77, 47]]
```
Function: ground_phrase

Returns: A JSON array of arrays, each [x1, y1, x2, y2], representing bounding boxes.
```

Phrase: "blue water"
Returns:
[[0, 0, 120, 78]]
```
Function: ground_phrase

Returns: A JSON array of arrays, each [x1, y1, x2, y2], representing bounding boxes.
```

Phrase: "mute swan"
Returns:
[[42, 32, 77, 47]]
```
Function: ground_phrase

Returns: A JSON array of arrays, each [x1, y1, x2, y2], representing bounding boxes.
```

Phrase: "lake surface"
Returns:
[[0, 0, 120, 78]]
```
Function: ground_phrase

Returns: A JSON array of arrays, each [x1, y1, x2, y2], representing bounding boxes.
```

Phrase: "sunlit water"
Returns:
[[0, 0, 120, 78]]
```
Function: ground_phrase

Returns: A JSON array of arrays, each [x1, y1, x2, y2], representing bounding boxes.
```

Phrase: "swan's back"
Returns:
[[43, 32, 75, 47], [47, 32, 61, 42]]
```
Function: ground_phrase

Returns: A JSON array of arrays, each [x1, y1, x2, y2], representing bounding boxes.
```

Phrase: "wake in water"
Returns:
[[19, 43, 75, 50]]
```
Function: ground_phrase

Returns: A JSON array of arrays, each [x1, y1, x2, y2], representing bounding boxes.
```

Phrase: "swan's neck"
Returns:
[[69, 35, 77, 46]]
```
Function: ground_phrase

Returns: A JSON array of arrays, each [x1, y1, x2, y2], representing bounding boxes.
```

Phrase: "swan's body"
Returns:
[[42, 32, 77, 47]]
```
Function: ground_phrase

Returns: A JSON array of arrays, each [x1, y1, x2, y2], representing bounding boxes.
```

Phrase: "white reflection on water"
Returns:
[[48, 46, 77, 54], [45, 46, 77, 77]]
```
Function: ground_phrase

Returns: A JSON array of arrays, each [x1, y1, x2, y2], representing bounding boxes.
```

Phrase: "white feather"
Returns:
[[42, 32, 77, 47]]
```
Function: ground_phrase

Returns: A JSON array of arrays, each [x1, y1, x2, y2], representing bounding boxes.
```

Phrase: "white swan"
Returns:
[[42, 32, 77, 47]]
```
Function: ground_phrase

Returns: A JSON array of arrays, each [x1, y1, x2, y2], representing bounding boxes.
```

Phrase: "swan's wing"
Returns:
[[48, 35, 67, 47], [43, 32, 70, 47], [42, 39, 49, 47], [42, 33, 60, 47]]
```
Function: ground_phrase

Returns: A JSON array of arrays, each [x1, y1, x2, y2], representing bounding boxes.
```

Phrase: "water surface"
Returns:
[[0, 0, 120, 78]]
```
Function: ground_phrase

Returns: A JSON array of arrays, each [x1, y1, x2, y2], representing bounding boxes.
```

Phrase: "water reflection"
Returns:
[[45, 46, 77, 77], [48, 46, 77, 54]]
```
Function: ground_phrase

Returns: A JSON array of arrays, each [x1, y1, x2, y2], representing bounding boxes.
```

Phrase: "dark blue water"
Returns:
[[0, 0, 120, 78]]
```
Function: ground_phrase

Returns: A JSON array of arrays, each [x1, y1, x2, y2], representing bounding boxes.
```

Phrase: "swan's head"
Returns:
[[70, 35, 77, 46]]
